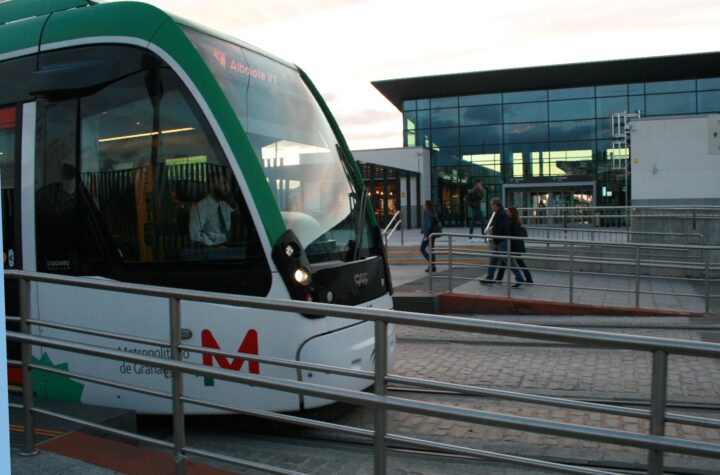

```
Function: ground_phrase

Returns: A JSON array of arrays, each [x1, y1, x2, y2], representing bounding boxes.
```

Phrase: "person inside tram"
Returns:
[[188, 171, 237, 246]]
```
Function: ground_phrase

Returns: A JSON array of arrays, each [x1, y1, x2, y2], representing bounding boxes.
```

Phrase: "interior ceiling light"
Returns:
[[98, 127, 194, 143]]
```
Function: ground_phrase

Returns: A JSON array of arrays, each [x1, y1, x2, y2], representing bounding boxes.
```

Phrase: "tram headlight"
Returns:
[[293, 267, 311, 285]]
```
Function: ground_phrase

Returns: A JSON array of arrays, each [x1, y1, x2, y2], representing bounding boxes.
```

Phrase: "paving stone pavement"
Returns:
[[180, 433, 550, 475], [166, 316, 720, 474], [325, 318, 720, 472], [393, 327, 720, 402]]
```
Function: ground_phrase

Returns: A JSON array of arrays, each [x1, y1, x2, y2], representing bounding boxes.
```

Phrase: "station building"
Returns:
[[370, 52, 720, 226]]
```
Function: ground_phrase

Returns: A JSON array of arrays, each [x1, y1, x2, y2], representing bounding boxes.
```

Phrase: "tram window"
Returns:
[[78, 68, 264, 267], [1, 106, 16, 269]]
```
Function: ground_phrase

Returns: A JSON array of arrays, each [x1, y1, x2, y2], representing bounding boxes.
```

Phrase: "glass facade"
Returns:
[[402, 77, 720, 226]]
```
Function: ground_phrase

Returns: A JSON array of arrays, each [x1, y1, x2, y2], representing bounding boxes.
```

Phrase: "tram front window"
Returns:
[[78, 67, 264, 266], [185, 29, 374, 263]]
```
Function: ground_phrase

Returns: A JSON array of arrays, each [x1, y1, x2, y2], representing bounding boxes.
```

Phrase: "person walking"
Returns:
[[495, 206, 533, 285], [420, 200, 440, 272], [466, 180, 486, 238], [480, 198, 525, 285]]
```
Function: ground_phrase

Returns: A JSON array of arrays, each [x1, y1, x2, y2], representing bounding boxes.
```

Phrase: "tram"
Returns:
[[1, 0, 395, 413]]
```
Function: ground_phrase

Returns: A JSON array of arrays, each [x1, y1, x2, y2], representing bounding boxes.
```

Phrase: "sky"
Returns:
[[116, 0, 720, 150]]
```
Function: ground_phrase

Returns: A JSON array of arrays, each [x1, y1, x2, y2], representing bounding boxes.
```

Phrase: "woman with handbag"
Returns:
[[495, 206, 533, 285]]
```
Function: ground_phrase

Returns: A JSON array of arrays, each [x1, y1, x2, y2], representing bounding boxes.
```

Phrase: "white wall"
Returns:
[[631, 115, 720, 202]]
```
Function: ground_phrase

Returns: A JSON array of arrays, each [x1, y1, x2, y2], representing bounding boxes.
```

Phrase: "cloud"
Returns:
[[110, 0, 720, 152]]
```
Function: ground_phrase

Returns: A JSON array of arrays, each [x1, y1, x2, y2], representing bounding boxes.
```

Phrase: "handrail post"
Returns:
[[19, 277, 38, 456], [169, 297, 186, 475], [568, 241, 574, 304], [635, 245, 641, 308], [448, 236, 453, 293], [648, 350, 668, 475], [427, 236, 433, 293], [373, 319, 388, 475], [505, 239, 511, 298], [692, 208, 697, 232], [705, 249, 710, 314], [546, 228, 550, 249]]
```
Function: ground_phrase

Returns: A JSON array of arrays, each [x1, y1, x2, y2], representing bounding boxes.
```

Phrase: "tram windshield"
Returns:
[[185, 29, 374, 263]]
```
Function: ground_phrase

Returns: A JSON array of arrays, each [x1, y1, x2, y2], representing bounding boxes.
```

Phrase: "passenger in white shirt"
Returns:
[[189, 174, 236, 246]]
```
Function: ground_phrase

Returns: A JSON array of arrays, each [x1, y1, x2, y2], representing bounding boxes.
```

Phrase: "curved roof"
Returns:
[[372, 51, 720, 111]]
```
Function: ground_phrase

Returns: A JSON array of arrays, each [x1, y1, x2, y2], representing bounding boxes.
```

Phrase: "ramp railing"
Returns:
[[6, 269, 720, 474], [427, 232, 720, 314], [516, 205, 720, 235]]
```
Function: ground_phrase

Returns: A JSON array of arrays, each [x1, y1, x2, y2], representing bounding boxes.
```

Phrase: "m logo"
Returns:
[[354, 272, 369, 287], [201, 329, 259, 386]]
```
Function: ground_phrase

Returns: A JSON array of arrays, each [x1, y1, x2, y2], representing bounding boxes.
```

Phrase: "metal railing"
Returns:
[[382, 210, 402, 246], [516, 205, 720, 233], [524, 225, 704, 245], [6, 269, 720, 474], [427, 232, 720, 314]]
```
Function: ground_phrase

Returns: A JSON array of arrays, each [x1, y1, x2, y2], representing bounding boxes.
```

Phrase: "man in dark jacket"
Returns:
[[480, 198, 525, 285], [466, 180, 486, 238]]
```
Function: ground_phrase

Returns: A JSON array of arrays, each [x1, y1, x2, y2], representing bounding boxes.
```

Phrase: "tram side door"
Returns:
[[31, 95, 175, 411]]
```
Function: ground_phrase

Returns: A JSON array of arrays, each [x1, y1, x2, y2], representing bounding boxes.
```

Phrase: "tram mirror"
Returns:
[[29, 60, 141, 98]]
